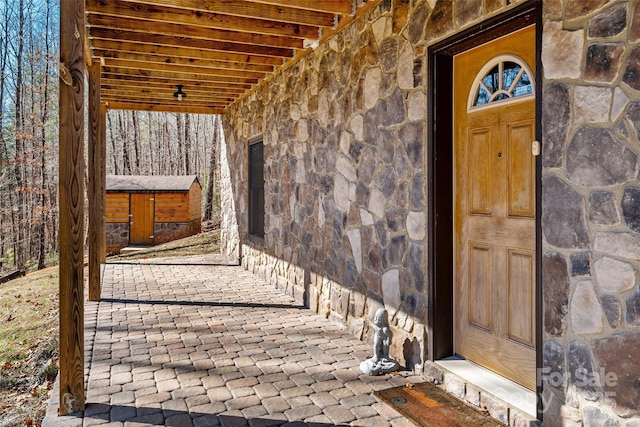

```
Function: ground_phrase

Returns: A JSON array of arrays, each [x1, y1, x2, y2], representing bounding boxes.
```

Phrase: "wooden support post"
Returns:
[[100, 103, 107, 264], [88, 59, 102, 301], [59, 0, 85, 415]]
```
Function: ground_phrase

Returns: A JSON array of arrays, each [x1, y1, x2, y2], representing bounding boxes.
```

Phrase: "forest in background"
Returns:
[[0, 0, 222, 274]]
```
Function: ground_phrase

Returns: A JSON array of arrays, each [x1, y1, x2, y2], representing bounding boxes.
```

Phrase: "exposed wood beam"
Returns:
[[103, 91, 235, 107], [99, 103, 106, 264], [59, 0, 85, 416], [88, 59, 102, 302], [131, 0, 337, 27], [89, 28, 295, 58], [230, 0, 383, 110], [100, 94, 229, 106], [87, 15, 304, 49], [107, 101, 224, 114], [101, 81, 246, 95], [100, 89, 236, 103], [101, 75, 254, 91], [101, 92, 238, 105], [92, 39, 284, 66], [86, 0, 319, 39], [102, 66, 259, 85], [83, 11, 92, 67], [85, 0, 378, 114], [102, 72, 252, 92], [95, 51, 274, 74], [249, 0, 354, 15]]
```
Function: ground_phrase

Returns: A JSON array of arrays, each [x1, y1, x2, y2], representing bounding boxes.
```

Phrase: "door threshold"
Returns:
[[120, 245, 153, 254], [429, 357, 538, 424]]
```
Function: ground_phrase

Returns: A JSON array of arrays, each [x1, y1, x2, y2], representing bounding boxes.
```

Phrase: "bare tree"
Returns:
[[107, 111, 119, 175], [147, 111, 154, 174], [8, 38, 227, 272], [12, 0, 26, 269], [37, 0, 52, 269], [204, 115, 220, 221], [184, 113, 191, 174], [132, 110, 140, 174], [0, 0, 9, 268], [119, 111, 132, 174], [0, 0, 59, 272]]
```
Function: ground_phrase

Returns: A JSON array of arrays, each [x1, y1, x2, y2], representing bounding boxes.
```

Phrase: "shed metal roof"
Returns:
[[106, 175, 200, 192]]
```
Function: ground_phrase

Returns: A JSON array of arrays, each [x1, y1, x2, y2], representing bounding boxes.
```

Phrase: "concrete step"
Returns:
[[424, 357, 541, 427], [119, 245, 152, 254]]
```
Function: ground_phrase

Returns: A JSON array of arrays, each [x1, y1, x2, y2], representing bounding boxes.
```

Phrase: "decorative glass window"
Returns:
[[468, 54, 534, 111]]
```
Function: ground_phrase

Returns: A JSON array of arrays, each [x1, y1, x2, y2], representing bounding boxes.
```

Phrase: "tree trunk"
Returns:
[[164, 117, 174, 174], [119, 111, 132, 174], [176, 113, 184, 174], [204, 115, 220, 221], [193, 115, 200, 174], [147, 111, 154, 174], [107, 112, 119, 175], [38, 0, 51, 270], [27, 8, 37, 263], [184, 114, 191, 174], [13, 0, 26, 269], [0, 0, 9, 269], [132, 111, 140, 174]]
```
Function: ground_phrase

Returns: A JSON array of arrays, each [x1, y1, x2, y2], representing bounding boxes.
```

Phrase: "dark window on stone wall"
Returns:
[[248, 139, 264, 238]]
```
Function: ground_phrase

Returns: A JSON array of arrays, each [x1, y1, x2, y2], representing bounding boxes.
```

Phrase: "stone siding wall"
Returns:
[[541, 1, 640, 425], [106, 223, 129, 253], [220, 129, 241, 260], [220, 0, 640, 424], [221, 0, 530, 376], [154, 220, 200, 245], [106, 221, 200, 253]]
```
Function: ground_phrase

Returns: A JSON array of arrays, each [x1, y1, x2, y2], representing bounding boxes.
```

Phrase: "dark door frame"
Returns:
[[426, 0, 543, 417]]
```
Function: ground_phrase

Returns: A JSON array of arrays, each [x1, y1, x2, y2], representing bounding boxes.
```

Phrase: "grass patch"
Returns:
[[0, 267, 59, 426], [0, 268, 59, 364]]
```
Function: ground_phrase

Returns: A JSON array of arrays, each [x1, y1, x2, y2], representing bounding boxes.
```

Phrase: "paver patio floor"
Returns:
[[43, 254, 422, 427]]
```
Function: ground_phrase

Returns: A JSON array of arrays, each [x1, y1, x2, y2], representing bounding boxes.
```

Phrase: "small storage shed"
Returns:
[[106, 175, 202, 252]]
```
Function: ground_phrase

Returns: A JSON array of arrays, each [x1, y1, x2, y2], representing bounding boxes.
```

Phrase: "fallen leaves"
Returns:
[[0, 345, 57, 426]]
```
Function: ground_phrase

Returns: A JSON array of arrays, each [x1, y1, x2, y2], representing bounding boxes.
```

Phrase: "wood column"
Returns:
[[100, 103, 107, 264], [59, 0, 85, 415], [88, 60, 103, 301]]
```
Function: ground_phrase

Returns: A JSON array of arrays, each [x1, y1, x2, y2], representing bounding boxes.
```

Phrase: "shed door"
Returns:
[[130, 193, 154, 245], [453, 25, 536, 390]]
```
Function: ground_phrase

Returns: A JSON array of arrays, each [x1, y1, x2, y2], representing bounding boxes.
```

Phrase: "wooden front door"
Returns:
[[130, 193, 155, 245], [453, 25, 537, 390]]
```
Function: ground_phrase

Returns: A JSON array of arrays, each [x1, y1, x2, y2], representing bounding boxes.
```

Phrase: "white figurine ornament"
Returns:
[[360, 308, 400, 375]]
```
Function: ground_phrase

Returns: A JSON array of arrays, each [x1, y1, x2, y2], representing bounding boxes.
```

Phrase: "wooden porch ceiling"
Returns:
[[85, 0, 381, 114]]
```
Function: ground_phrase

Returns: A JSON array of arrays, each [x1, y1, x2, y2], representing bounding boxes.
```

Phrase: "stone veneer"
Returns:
[[220, 0, 640, 425], [106, 220, 201, 253], [106, 223, 129, 254], [154, 220, 201, 245], [540, 0, 640, 425]]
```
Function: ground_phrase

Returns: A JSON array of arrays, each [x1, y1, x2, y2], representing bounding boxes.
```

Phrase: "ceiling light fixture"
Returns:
[[173, 85, 187, 101]]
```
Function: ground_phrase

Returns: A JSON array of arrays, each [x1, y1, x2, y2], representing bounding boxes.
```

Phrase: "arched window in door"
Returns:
[[468, 54, 535, 111]]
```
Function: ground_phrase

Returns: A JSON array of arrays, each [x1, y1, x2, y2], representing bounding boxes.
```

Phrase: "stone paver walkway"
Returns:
[[44, 254, 422, 427]]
